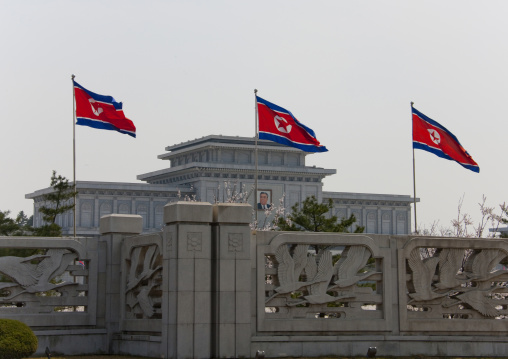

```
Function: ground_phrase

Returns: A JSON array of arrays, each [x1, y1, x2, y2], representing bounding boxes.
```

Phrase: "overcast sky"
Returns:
[[2, 1, 507, 234]]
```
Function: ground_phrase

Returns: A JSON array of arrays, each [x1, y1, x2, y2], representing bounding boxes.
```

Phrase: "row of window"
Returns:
[[170, 150, 302, 166], [42, 202, 167, 230], [335, 209, 407, 235]]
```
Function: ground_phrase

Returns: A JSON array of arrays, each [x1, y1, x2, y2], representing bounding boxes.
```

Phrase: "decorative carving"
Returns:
[[407, 248, 446, 302], [272, 244, 309, 295], [166, 232, 173, 252], [228, 234, 243, 252], [333, 246, 375, 288], [406, 247, 508, 319], [434, 248, 467, 289], [0, 249, 78, 301], [302, 250, 335, 304], [125, 244, 162, 319], [187, 233, 202, 252], [265, 244, 380, 319]]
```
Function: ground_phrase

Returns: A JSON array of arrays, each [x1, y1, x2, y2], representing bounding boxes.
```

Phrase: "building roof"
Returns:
[[138, 162, 336, 182], [138, 134, 335, 183], [25, 181, 192, 199]]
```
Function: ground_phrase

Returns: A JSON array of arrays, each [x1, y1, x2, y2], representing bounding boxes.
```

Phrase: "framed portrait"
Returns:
[[257, 190, 272, 210]]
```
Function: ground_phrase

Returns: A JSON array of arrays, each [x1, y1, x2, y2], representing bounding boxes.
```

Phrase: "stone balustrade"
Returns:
[[1, 202, 508, 358]]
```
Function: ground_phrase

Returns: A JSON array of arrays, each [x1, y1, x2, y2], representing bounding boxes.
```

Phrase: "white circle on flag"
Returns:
[[274, 115, 292, 134], [427, 129, 440, 145], [89, 98, 103, 116]]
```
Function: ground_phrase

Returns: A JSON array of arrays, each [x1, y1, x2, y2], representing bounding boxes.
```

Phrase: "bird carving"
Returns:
[[463, 249, 508, 283], [443, 289, 499, 317], [407, 248, 446, 303], [126, 245, 162, 292], [434, 248, 467, 290], [136, 281, 158, 318], [273, 244, 310, 294], [303, 250, 336, 304], [333, 245, 374, 288], [0, 249, 78, 300]]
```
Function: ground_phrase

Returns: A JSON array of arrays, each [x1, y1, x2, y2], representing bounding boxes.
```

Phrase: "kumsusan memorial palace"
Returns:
[[26, 135, 416, 236]]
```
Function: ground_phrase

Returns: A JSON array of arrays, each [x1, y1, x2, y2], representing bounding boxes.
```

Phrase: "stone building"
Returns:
[[26, 135, 416, 236]]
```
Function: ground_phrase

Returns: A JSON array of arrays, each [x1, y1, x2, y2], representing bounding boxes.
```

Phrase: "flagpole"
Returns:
[[72, 74, 77, 237], [411, 101, 418, 234], [254, 89, 259, 225]]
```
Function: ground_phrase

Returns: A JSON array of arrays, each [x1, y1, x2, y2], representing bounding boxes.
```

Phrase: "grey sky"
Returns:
[[2, 1, 507, 232]]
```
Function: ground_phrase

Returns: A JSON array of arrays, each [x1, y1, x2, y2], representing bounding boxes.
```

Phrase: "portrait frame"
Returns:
[[257, 189, 272, 211]]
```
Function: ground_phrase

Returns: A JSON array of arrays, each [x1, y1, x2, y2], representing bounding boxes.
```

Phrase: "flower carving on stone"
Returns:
[[228, 234, 243, 252], [165, 232, 173, 253], [187, 233, 202, 252]]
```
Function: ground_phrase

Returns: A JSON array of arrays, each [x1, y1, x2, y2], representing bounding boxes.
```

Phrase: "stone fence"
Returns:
[[1, 201, 508, 358]]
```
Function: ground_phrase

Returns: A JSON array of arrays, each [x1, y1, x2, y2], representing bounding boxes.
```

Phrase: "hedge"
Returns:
[[0, 319, 38, 359]]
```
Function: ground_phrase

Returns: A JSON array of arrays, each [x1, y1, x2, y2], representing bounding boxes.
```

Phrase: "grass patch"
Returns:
[[30, 356, 152, 359], [29, 357, 508, 359]]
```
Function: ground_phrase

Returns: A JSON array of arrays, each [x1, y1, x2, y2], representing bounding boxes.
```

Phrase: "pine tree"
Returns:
[[0, 211, 38, 260], [0, 210, 19, 236], [35, 171, 77, 237], [13, 211, 33, 236], [275, 195, 364, 254], [276, 195, 364, 233]]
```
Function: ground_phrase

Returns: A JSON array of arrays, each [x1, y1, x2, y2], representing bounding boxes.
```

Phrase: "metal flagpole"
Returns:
[[72, 74, 77, 237], [254, 89, 259, 225], [411, 101, 418, 234]]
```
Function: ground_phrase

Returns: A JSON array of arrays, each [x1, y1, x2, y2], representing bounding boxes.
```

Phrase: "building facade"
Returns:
[[26, 135, 416, 236]]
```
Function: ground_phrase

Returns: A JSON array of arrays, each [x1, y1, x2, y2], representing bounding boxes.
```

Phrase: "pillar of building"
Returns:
[[212, 203, 252, 358], [161, 201, 214, 359], [99, 214, 143, 352]]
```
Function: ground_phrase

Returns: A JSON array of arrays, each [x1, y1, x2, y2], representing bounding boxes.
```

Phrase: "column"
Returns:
[[94, 196, 99, 228], [212, 203, 252, 358], [161, 202, 213, 359], [99, 214, 143, 352], [392, 207, 397, 235], [362, 206, 367, 229]]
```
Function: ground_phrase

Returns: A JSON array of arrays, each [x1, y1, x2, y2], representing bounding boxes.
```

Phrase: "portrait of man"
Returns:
[[257, 190, 272, 210]]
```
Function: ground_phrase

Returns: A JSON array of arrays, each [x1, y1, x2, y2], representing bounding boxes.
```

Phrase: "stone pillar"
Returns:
[[392, 207, 397, 235], [99, 214, 143, 352], [161, 202, 213, 359], [94, 196, 99, 228], [212, 203, 252, 358], [362, 206, 367, 229]]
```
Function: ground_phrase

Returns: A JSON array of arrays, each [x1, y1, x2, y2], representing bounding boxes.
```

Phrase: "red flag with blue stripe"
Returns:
[[257, 96, 327, 152], [412, 107, 479, 173], [74, 81, 136, 138]]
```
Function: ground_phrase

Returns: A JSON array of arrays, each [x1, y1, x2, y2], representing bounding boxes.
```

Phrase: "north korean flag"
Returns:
[[74, 81, 136, 138], [257, 96, 327, 152], [412, 107, 479, 173]]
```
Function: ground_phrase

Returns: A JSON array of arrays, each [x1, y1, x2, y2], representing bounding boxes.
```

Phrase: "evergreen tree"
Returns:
[[276, 195, 365, 233], [35, 170, 77, 237], [13, 211, 33, 236], [275, 195, 364, 254], [0, 211, 38, 261], [0, 210, 19, 236]]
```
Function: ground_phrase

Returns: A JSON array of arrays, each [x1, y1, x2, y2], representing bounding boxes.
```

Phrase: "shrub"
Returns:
[[0, 319, 38, 359]]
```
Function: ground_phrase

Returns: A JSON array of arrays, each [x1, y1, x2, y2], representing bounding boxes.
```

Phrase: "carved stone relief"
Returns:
[[406, 247, 508, 319], [125, 244, 163, 319], [265, 244, 381, 320], [187, 233, 202, 252], [0, 248, 86, 312], [228, 234, 243, 252]]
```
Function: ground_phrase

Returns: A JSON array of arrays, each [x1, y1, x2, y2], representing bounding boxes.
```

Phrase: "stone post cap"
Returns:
[[213, 203, 252, 224], [164, 201, 213, 224], [100, 214, 143, 235]]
